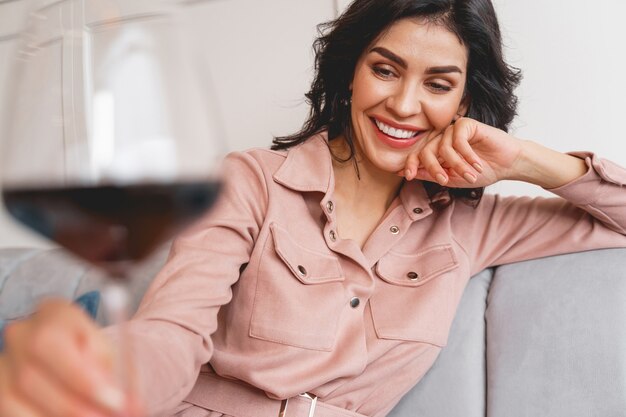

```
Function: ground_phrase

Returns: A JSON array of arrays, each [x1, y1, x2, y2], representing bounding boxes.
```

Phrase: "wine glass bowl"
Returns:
[[1, 0, 225, 277]]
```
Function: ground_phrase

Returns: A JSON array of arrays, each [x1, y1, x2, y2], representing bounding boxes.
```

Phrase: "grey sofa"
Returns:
[[1, 246, 625, 417]]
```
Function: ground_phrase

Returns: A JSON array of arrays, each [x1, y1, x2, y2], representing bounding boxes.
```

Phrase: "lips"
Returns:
[[370, 117, 425, 149]]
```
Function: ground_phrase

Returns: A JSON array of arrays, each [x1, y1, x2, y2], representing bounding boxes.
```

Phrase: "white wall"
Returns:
[[490, 0, 626, 196], [0, 0, 53, 248], [1, 0, 625, 247]]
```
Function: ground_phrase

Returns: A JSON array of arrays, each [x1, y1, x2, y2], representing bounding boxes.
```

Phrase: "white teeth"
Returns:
[[375, 119, 418, 139]]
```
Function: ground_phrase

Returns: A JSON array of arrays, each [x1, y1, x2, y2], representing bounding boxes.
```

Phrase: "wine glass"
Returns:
[[0, 0, 226, 399]]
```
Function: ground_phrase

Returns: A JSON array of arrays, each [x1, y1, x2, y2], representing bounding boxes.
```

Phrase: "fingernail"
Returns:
[[464, 172, 477, 183], [95, 385, 125, 413], [436, 173, 448, 184], [405, 169, 413, 179], [473, 163, 483, 173]]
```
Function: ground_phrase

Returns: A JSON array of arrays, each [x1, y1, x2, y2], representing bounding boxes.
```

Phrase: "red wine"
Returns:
[[2, 182, 221, 276]]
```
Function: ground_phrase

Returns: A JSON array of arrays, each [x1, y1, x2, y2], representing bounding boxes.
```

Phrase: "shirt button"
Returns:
[[326, 201, 334, 213], [389, 225, 400, 234], [329, 230, 337, 241], [407, 271, 419, 281], [413, 208, 423, 214], [297, 265, 307, 277], [350, 297, 360, 308], [469, 190, 479, 199]]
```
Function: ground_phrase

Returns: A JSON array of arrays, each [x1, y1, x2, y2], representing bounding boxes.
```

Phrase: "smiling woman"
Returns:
[[1, 1, 626, 417], [349, 20, 468, 171]]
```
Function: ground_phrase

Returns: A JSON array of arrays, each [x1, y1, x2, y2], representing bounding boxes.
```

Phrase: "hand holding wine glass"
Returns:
[[0, 0, 225, 416], [0, 300, 140, 417]]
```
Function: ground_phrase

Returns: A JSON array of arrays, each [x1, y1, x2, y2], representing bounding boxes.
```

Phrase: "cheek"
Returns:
[[424, 99, 461, 129], [351, 72, 387, 110]]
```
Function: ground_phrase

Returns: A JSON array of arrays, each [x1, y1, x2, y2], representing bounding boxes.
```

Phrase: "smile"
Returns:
[[370, 117, 425, 149], [374, 119, 420, 139]]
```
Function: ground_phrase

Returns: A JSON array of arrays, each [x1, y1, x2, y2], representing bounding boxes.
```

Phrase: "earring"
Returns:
[[340, 97, 352, 107]]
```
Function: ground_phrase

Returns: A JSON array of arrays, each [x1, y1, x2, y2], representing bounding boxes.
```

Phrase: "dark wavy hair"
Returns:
[[272, 0, 522, 208]]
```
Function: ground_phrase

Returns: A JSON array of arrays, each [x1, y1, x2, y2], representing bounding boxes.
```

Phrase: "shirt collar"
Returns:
[[273, 132, 434, 219], [273, 133, 334, 194]]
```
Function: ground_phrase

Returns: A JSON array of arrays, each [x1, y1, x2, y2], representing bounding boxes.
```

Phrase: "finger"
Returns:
[[452, 120, 484, 173], [14, 364, 110, 417], [0, 394, 42, 417], [0, 357, 41, 417], [36, 300, 113, 370], [30, 324, 125, 414], [412, 167, 437, 183], [16, 302, 126, 414], [403, 151, 420, 180], [418, 138, 448, 185], [438, 126, 478, 184], [403, 130, 442, 180]]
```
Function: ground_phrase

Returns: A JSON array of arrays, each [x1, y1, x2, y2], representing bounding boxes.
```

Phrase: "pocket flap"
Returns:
[[270, 223, 343, 284], [376, 244, 458, 287]]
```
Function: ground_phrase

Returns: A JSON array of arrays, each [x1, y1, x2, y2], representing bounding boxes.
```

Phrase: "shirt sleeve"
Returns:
[[103, 151, 269, 416], [451, 152, 626, 276]]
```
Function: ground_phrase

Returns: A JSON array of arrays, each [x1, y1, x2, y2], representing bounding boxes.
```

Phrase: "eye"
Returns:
[[371, 65, 397, 80], [426, 81, 452, 93]]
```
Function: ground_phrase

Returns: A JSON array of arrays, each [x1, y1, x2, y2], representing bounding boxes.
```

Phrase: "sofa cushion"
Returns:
[[486, 248, 626, 416], [0, 245, 170, 325], [0, 290, 100, 351], [0, 249, 89, 320]]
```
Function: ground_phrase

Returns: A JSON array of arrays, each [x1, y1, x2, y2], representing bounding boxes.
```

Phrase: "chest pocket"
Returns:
[[370, 244, 459, 347], [249, 223, 345, 351]]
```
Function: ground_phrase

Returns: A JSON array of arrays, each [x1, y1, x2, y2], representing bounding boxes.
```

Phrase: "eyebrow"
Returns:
[[425, 65, 463, 75], [370, 46, 408, 69], [369, 46, 464, 74]]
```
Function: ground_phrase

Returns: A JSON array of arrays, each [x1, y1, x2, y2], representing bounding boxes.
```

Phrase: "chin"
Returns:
[[359, 137, 413, 175], [356, 133, 412, 175], [371, 153, 407, 175]]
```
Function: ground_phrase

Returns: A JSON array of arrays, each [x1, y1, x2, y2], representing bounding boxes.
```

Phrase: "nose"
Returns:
[[385, 81, 422, 118]]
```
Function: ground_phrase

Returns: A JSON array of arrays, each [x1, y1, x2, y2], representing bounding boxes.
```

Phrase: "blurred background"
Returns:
[[1, 0, 625, 248]]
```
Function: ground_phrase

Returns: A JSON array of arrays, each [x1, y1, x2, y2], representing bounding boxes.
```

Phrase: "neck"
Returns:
[[329, 137, 404, 210]]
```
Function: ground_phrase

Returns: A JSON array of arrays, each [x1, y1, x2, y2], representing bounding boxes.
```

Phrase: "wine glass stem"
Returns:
[[102, 280, 134, 394], [103, 280, 129, 324]]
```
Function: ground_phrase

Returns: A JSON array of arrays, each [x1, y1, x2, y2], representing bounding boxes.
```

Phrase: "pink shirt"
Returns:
[[118, 134, 626, 417]]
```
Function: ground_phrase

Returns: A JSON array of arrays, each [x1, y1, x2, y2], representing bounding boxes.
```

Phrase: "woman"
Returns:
[[1, 0, 625, 416]]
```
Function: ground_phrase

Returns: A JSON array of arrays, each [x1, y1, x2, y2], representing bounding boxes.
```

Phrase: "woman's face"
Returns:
[[349, 18, 468, 174]]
